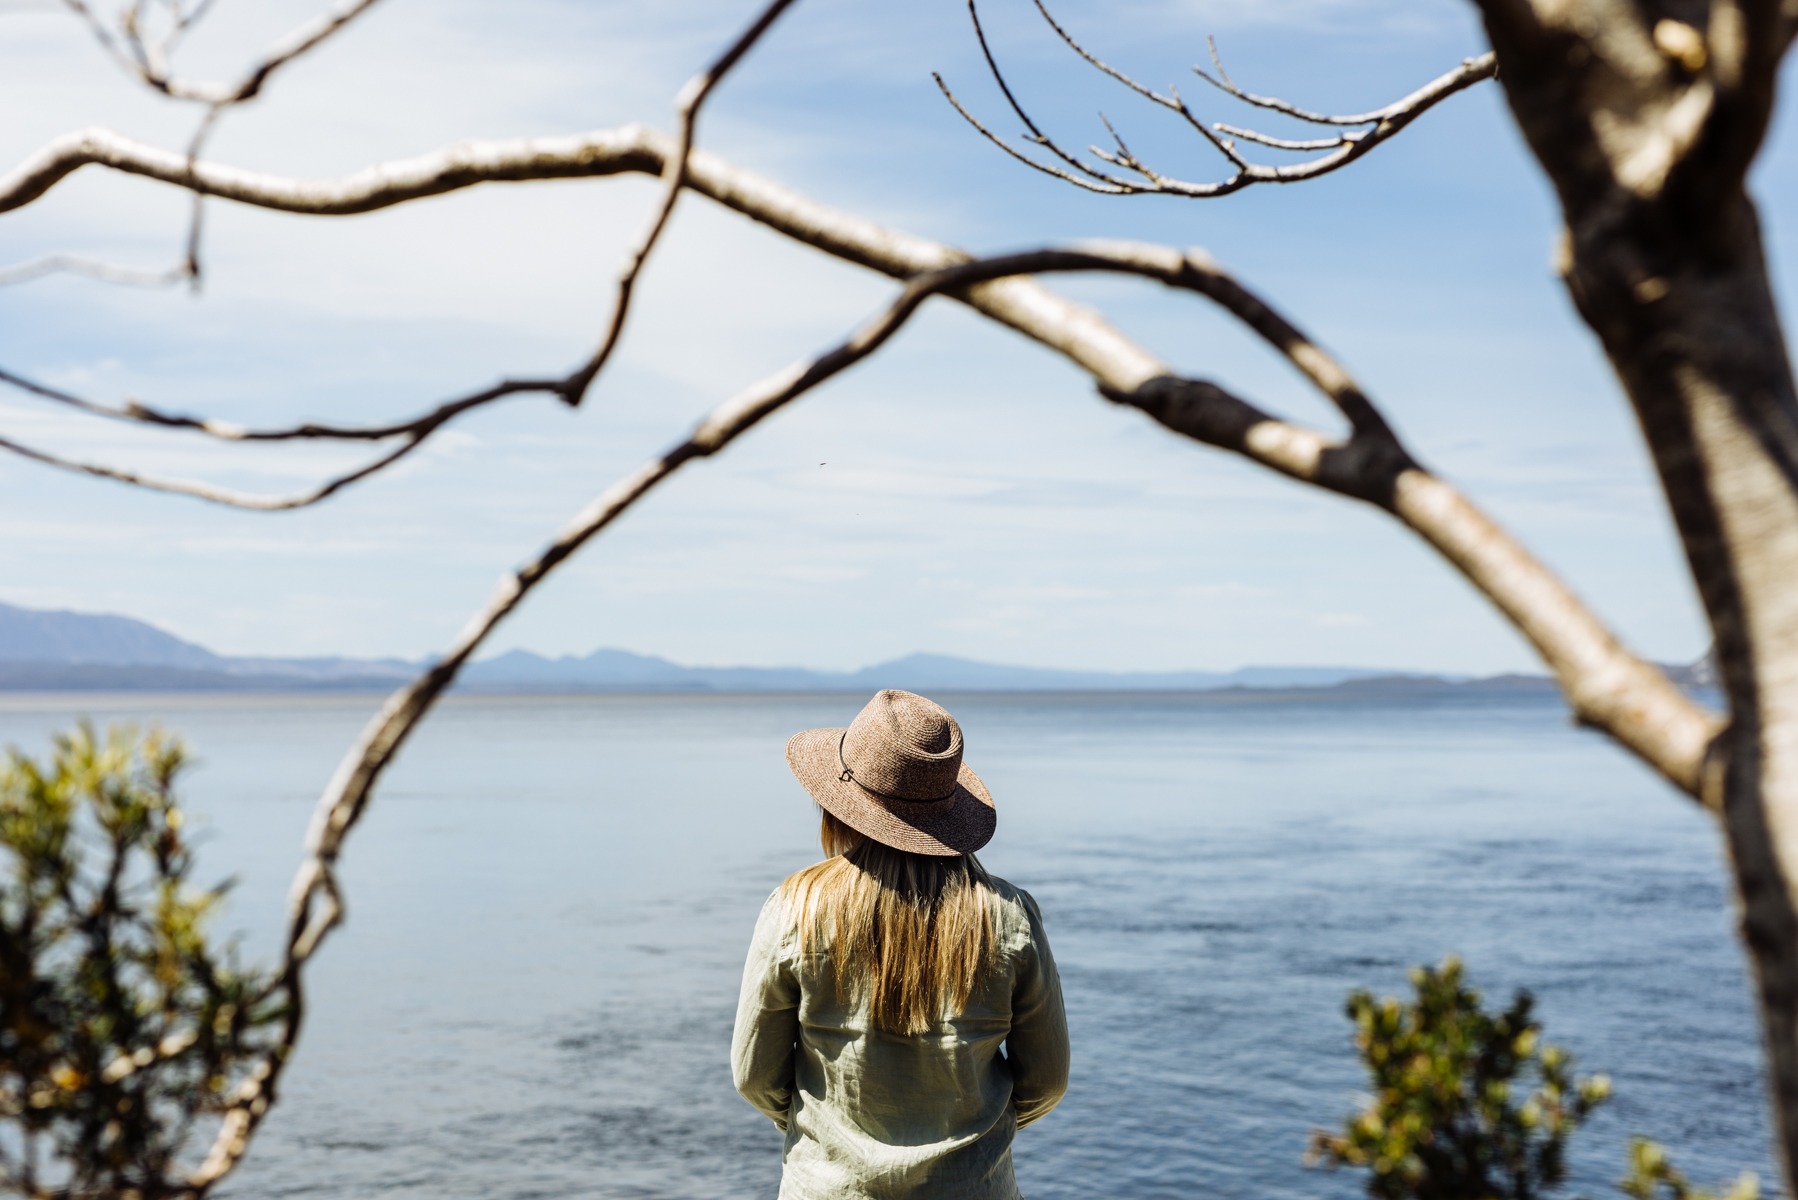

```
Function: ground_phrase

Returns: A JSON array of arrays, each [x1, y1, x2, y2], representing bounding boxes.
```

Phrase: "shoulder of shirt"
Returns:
[[982, 870, 1028, 901], [981, 872, 1048, 929]]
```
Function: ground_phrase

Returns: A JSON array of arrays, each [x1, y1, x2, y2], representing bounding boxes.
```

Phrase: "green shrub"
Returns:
[[1620, 1137, 1758, 1200], [0, 724, 280, 1198], [1312, 957, 1754, 1200], [1309, 956, 1608, 1200]]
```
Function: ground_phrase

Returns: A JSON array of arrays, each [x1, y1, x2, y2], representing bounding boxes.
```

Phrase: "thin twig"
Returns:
[[221, 0, 383, 105], [934, 0, 1497, 199], [562, 0, 801, 402], [0, 430, 428, 510], [0, 370, 566, 507], [1196, 38, 1497, 127], [0, 254, 188, 288], [931, 76, 1133, 193], [0, 367, 562, 442], [1029, 0, 1247, 166], [62, 0, 386, 103], [178, 103, 221, 286], [60, 0, 143, 82], [956, 0, 1132, 187]]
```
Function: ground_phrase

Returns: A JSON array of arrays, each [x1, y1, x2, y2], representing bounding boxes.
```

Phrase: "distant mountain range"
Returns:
[[457, 647, 1411, 693], [0, 601, 418, 689], [0, 599, 1705, 696]]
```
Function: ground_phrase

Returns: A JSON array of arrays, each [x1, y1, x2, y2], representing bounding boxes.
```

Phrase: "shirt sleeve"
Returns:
[[730, 889, 801, 1131], [1007, 888, 1070, 1129]]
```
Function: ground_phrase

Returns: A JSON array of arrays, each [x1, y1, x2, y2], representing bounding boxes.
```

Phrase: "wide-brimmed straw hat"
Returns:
[[786, 689, 995, 857]]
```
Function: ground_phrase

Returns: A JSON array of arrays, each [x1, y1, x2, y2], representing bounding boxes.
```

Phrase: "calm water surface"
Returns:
[[0, 691, 1769, 1199]]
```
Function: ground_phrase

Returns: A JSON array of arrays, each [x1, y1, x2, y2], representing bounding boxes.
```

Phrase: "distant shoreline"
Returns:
[[0, 676, 1572, 699], [0, 669, 1547, 695], [1, 599, 1714, 698]]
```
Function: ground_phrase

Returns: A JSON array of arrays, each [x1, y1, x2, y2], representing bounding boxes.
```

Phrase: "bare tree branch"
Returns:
[[933, 0, 1497, 198], [768, 241, 1718, 803], [61, 0, 160, 87], [0, 0, 802, 509], [0, 119, 217, 292]]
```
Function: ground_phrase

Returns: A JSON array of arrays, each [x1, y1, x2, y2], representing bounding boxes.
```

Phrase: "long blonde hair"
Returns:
[[780, 808, 998, 1035]]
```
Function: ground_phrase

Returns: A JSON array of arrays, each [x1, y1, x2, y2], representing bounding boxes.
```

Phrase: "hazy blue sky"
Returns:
[[1, 0, 1793, 673]]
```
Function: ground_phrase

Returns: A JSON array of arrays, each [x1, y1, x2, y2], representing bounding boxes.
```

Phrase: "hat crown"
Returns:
[[841, 689, 964, 801]]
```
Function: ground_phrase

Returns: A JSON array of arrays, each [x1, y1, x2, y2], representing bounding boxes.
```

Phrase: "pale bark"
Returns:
[[1473, 0, 1798, 1186]]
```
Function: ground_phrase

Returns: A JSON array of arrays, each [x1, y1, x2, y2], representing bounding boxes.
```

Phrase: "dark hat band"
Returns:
[[836, 730, 959, 804]]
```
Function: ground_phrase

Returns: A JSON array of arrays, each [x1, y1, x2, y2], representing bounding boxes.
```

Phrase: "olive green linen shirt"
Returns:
[[731, 874, 1069, 1200]]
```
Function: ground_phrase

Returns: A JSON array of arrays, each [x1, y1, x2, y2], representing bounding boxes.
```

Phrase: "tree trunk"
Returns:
[[1474, 2, 1798, 1187], [1589, 190, 1798, 1191]]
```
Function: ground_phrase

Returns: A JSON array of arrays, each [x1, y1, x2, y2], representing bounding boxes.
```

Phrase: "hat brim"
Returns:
[[786, 727, 995, 857]]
